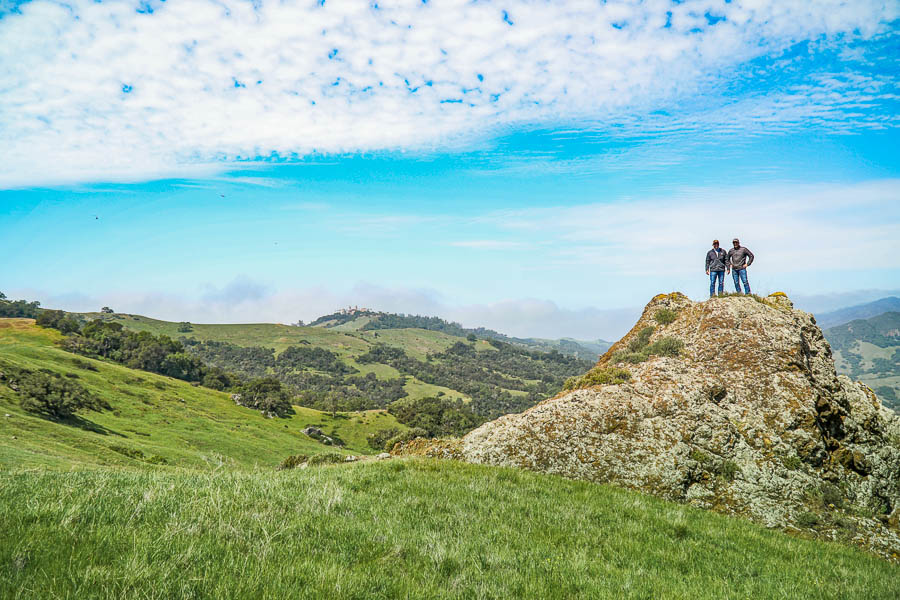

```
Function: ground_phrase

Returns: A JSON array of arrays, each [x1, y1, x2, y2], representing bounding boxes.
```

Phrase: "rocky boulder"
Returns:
[[410, 293, 900, 559]]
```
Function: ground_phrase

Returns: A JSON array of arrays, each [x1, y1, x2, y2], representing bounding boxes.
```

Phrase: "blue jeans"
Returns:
[[709, 271, 725, 296], [732, 268, 750, 294]]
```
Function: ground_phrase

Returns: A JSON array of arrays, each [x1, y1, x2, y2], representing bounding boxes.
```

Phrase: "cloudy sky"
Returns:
[[1, 0, 899, 340]]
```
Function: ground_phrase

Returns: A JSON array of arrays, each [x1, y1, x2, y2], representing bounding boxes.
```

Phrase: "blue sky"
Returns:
[[1, 1, 899, 339]]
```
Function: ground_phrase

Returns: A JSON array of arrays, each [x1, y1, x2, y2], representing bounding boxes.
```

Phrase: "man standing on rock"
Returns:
[[728, 238, 754, 294], [705, 239, 728, 297]]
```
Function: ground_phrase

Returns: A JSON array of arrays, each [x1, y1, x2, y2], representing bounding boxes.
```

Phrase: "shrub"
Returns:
[[6, 366, 108, 419], [646, 337, 683, 358], [719, 460, 740, 482], [384, 427, 429, 452], [783, 456, 802, 470], [611, 351, 650, 364], [797, 511, 821, 528], [689, 449, 710, 464], [307, 452, 346, 466], [565, 367, 631, 390], [612, 336, 682, 365], [278, 454, 307, 470], [654, 308, 677, 325], [146, 455, 169, 465], [367, 427, 401, 450], [820, 483, 844, 509], [278, 452, 345, 470], [628, 326, 655, 352]]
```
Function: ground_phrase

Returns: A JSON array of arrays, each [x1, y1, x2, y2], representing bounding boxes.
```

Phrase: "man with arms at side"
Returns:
[[728, 238, 754, 294], [705, 239, 728, 297]]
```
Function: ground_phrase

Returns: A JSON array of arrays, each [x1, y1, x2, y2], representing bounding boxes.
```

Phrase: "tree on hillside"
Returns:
[[236, 377, 294, 417], [0, 291, 6, 300], [100, 306, 114, 314], [35, 310, 81, 334], [0, 297, 41, 318], [5, 367, 109, 419], [177, 322, 193, 333]]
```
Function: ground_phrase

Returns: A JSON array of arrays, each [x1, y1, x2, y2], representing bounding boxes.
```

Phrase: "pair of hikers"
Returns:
[[705, 238, 754, 297]]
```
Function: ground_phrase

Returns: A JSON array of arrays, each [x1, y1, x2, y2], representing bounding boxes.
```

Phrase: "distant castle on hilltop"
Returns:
[[337, 305, 374, 315]]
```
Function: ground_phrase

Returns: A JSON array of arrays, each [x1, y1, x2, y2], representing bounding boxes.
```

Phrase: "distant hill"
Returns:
[[815, 296, 900, 329], [29, 307, 596, 424], [824, 311, 900, 410], [310, 309, 610, 359]]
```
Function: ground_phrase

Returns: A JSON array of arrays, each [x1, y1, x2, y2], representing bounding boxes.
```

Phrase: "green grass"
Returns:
[[0, 460, 895, 599], [0, 319, 405, 468], [352, 327, 461, 360]]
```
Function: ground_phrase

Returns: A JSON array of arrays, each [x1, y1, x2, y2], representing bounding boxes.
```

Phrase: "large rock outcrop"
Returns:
[[404, 293, 900, 559]]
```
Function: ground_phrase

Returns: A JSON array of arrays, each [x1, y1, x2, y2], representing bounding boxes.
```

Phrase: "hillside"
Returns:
[[0, 319, 407, 468], [71, 310, 595, 420], [816, 297, 900, 329], [309, 308, 611, 359], [825, 312, 900, 410], [406, 293, 900, 561]]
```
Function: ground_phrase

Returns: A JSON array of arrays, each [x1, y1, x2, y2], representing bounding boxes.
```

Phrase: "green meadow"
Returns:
[[1, 461, 896, 599]]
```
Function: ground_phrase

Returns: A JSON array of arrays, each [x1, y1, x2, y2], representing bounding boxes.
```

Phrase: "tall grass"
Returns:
[[1, 459, 895, 599]]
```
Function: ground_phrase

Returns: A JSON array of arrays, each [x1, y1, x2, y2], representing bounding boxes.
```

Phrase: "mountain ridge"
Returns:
[[815, 296, 900, 329]]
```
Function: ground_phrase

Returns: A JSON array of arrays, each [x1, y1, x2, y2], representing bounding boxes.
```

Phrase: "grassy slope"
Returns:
[[1, 460, 896, 599], [0, 319, 406, 469], [80, 313, 372, 356]]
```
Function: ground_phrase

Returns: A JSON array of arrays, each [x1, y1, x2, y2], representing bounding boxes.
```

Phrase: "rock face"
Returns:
[[418, 293, 900, 558]]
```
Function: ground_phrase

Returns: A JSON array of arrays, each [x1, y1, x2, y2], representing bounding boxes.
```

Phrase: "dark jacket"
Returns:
[[706, 247, 727, 272], [727, 246, 754, 270]]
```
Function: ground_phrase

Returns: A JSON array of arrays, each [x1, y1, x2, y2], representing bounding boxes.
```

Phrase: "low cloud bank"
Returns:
[[14, 279, 897, 343], [12, 280, 638, 341]]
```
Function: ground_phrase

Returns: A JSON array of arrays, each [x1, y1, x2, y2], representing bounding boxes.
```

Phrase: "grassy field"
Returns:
[[0, 319, 406, 468], [1, 460, 896, 599]]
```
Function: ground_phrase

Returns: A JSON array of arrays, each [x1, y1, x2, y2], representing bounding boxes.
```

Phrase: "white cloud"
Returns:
[[12, 277, 640, 340], [476, 179, 900, 278], [1, 0, 897, 187]]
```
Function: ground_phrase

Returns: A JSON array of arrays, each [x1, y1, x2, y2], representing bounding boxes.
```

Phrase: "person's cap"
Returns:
[[712, 239, 719, 244], [732, 238, 740, 243]]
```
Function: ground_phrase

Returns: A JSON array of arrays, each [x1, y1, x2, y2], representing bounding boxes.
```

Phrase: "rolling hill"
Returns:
[[815, 297, 900, 329], [825, 311, 900, 410], [70, 309, 597, 419]]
